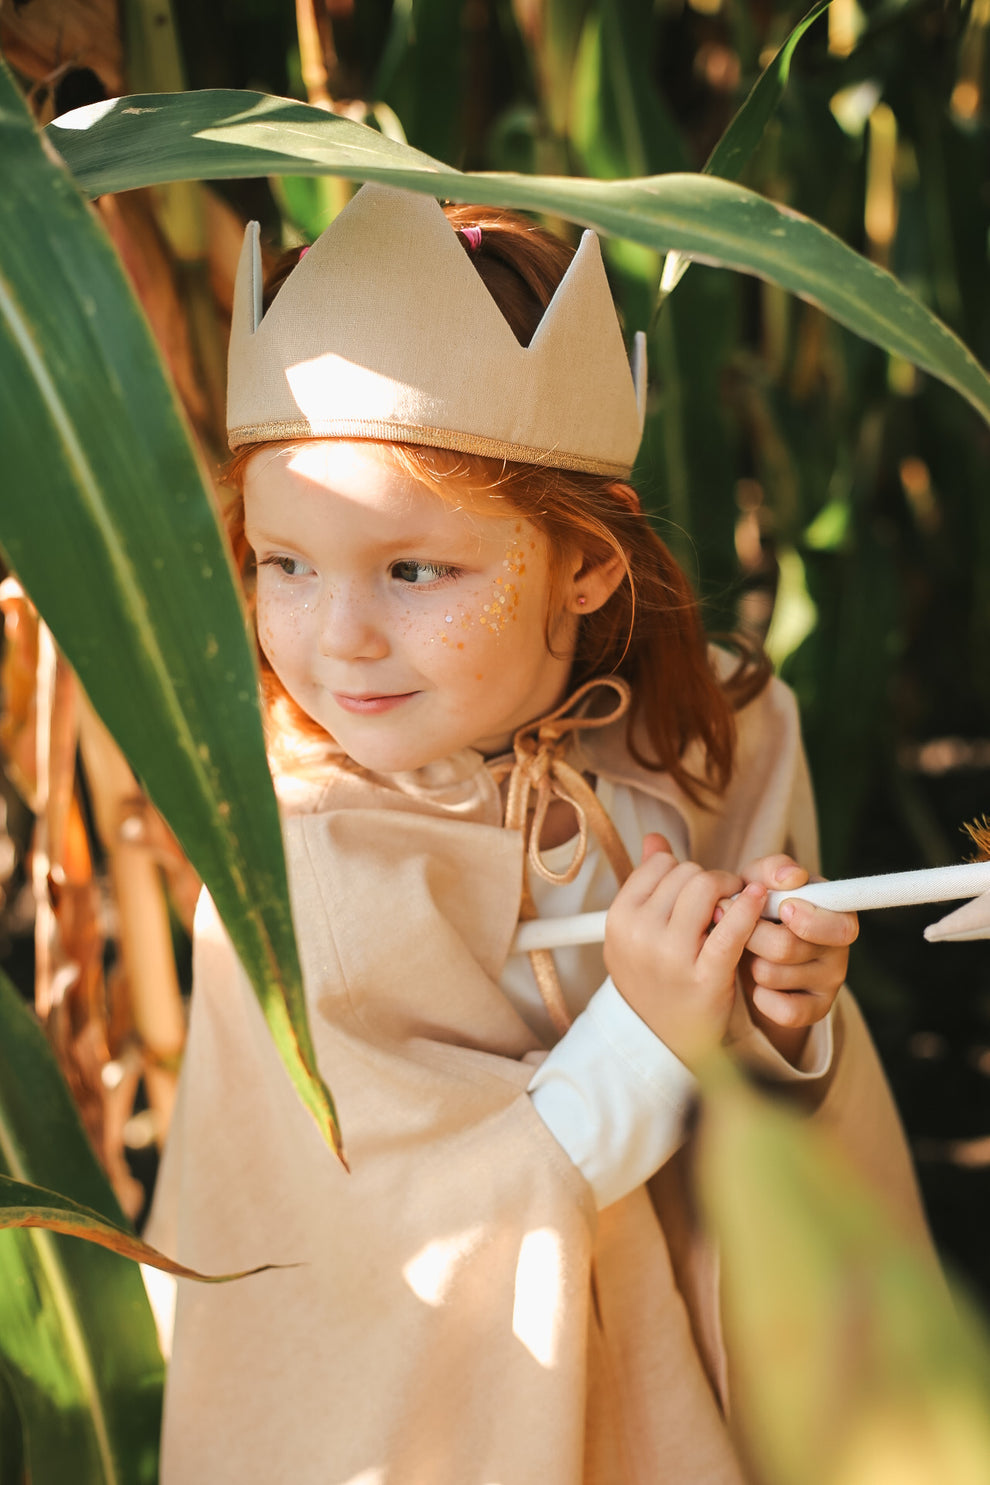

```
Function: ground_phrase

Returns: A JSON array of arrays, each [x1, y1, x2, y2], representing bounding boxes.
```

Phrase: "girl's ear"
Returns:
[[562, 547, 627, 615]]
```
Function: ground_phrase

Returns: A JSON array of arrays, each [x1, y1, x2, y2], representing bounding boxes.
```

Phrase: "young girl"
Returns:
[[147, 184, 932, 1484]]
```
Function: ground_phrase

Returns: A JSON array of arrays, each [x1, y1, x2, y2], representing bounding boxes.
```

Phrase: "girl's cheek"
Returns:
[[255, 603, 276, 659], [256, 593, 305, 666], [424, 575, 524, 650]]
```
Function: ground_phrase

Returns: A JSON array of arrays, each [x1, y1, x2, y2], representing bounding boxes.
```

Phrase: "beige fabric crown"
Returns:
[[227, 183, 646, 477]]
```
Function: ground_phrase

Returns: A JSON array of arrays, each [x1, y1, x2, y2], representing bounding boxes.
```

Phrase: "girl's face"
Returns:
[[243, 441, 581, 773]]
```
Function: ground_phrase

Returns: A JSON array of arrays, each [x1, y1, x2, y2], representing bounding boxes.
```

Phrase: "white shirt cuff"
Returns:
[[725, 989, 835, 1081], [527, 978, 697, 1210]]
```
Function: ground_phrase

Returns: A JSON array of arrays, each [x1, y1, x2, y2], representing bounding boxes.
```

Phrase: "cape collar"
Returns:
[[273, 673, 696, 834]]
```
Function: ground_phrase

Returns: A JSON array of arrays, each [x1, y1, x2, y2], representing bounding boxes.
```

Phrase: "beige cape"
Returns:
[[148, 677, 932, 1484]]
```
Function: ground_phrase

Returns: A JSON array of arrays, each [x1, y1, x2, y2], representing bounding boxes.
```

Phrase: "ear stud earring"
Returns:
[[577, 595, 588, 607]]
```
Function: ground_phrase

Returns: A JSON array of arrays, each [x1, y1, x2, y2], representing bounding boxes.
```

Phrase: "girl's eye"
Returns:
[[260, 554, 313, 578], [390, 560, 457, 586]]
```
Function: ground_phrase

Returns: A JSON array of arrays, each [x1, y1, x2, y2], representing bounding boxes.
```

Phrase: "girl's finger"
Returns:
[[657, 870, 747, 964], [749, 984, 830, 1028], [667, 869, 745, 936], [641, 832, 673, 863], [699, 883, 767, 973], [744, 918, 821, 966], [747, 950, 845, 996], [639, 861, 709, 921], [612, 846, 688, 911], [741, 854, 809, 890], [777, 899, 859, 948]]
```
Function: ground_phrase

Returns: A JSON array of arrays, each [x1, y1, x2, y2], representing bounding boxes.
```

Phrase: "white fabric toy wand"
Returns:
[[510, 840, 990, 955]]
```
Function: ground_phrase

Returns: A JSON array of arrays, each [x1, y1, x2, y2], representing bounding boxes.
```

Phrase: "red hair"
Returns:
[[224, 203, 770, 799]]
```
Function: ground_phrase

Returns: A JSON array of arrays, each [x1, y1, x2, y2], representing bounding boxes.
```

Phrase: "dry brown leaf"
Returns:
[[0, 578, 40, 806], [203, 186, 248, 321], [96, 190, 212, 436], [0, 0, 123, 100]]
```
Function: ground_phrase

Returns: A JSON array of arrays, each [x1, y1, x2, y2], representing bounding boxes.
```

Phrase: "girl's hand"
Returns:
[[735, 855, 859, 1064], [604, 834, 767, 1069]]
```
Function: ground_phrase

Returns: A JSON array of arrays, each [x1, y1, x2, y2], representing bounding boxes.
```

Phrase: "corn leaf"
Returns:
[[0, 57, 341, 1159], [659, 0, 834, 298], [704, 0, 833, 181], [698, 1054, 990, 1485], [0, 967, 163, 1484], [0, 1175, 283, 1282], [47, 88, 990, 432]]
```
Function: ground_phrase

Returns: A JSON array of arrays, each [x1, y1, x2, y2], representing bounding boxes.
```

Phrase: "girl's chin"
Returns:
[[329, 726, 497, 776]]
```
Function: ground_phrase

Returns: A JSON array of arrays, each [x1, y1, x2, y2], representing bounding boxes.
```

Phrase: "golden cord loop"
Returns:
[[500, 677, 636, 1036]]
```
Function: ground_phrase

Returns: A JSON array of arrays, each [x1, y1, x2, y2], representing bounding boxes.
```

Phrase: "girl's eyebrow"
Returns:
[[248, 522, 480, 554], [243, 524, 304, 548]]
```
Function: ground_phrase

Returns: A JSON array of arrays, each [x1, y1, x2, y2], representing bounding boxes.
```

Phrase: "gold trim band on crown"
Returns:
[[227, 418, 634, 479]]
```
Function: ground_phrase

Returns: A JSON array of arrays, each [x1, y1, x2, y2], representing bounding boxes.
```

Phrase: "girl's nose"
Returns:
[[316, 586, 388, 662]]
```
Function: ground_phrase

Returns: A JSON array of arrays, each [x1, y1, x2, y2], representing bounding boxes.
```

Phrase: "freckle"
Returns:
[[495, 577, 503, 585], [475, 673, 483, 681], [456, 642, 464, 649]]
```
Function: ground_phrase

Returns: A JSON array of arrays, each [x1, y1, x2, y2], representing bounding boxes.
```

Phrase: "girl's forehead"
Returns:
[[245, 439, 389, 489], [244, 439, 516, 540]]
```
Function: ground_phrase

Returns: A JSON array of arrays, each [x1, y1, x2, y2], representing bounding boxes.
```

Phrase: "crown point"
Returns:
[[632, 331, 647, 428], [234, 221, 264, 335], [250, 224, 263, 332]]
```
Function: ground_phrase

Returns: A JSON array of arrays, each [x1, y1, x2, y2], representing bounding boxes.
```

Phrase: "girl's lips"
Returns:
[[332, 691, 417, 716]]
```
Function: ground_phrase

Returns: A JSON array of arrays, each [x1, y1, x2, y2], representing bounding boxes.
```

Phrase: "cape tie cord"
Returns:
[[493, 676, 635, 1037]]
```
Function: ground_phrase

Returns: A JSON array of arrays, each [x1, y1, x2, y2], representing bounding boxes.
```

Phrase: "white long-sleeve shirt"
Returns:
[[507, 777, 833, 1208]]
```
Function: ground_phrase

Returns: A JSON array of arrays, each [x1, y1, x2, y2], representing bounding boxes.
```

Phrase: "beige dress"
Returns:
[[147, 674, 932, 1484]]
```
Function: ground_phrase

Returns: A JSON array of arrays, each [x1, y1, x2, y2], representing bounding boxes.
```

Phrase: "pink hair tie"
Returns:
[[460, 226, 483, 252], [298, 245, 311, 259]]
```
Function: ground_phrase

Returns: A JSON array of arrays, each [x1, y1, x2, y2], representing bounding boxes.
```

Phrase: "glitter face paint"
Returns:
[[243, 441, 580, 772]]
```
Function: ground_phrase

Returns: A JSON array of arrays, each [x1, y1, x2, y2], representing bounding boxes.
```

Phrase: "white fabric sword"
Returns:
[[510, 860, 990, 955]]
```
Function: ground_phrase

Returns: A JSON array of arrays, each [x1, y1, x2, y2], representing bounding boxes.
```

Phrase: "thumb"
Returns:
[[641, 832, 673, 863]]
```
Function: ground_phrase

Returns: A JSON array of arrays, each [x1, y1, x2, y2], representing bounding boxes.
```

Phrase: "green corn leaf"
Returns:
[[0, 58, 342, 1160], [0, 1364, 25, 1481], [0, 965, 283, 1482], [697, 1053, 990, 1485], [47, 88, 990, 433], [0, 967, 164, 1484], [0, 1175, 283, 1283], [658, 0, 834, 300], [706, 0, 833, 180]]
